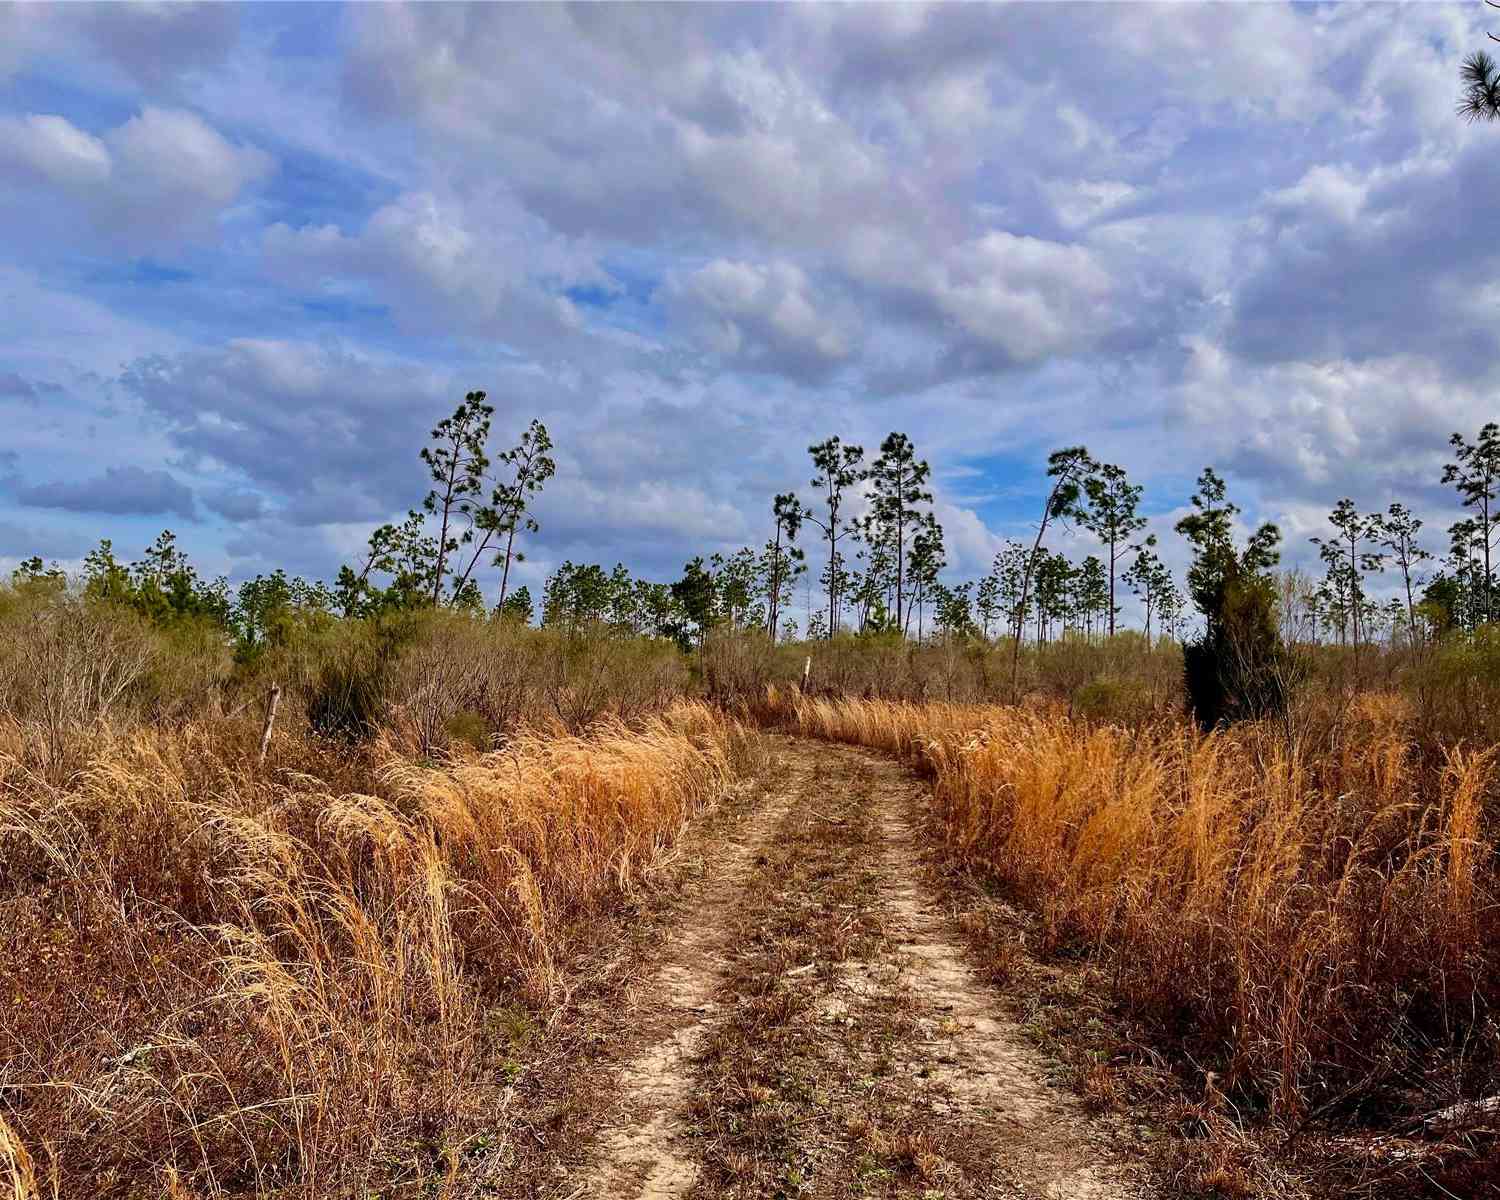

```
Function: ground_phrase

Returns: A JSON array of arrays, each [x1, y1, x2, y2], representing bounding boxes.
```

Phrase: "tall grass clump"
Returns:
[[0, 702, 745, 1198], [770, 690, 1500, 1137]]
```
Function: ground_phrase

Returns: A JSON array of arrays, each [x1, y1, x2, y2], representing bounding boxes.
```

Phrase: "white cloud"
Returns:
[[665, 258, 857, 378], [7, 0, 1500, 595], [0, 113, 110, 188], [0, 106, 270, 248], [5, 3, 239, 89], [928, 232, 1113, 363], [105, 106, 270, 215], [1050, 180, 1137, 231], [1267, 163, 1370, 228], [264, 190, 601, 345]]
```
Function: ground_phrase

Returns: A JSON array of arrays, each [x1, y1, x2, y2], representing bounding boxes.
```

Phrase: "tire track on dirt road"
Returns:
[[857, 743, 1141, 1199], [580, 743, 807, 1199]]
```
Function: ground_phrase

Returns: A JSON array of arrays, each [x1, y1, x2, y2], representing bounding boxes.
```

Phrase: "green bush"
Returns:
[[1406, 625, 1500, 745], [1073, 675, 1154, 724], [444, 709, 492, 752], [306, 645, 390, 741]]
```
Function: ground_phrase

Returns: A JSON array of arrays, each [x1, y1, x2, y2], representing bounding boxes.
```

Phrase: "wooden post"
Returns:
[[802, 655, 811, 693], [258, 683, 281, 766]]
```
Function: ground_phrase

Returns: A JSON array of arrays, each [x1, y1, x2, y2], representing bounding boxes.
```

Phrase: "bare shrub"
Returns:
[[0, 595, 159, 777]]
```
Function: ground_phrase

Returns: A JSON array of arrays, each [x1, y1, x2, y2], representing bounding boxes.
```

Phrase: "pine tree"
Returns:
[[1080, 462, 1146, 638], [765, 493, 806, 643], [1442, 423, 1500, 625], [1074, 555, 1110, 641], [671, 557, 717, 650], [1011, 447, 1092, 689], [421, 391, 493, 605], [934, 581, 974, 641], [1175, 468, 1284, 727], [866, 432, 933, 636], [1123, 535, 1166, 646], [806, 437, 865, 637], [1459, 50, 1500, 123], [452, 419, 555, 605], [974, 571, 1002, 640], [1310, 498, 1384, 654], [904, 514, 945, 639], [1377, 503, 1431, 647], [497, 585, 534, 624]]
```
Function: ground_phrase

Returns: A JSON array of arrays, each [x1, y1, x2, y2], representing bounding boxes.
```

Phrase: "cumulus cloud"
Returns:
[[1171, 341, 1481, 512], [16, 465, 197, 520], [120, 338, 454, 526], [262, 190, 597, 345], [0, 106, 272, 248], [4, 3, 239, 90], [1228, 140, 1500, 373], [107, 107, 271, 219], [69, 2, 241, 88], [926, 232, 1113, 365], [664, 259, 857, 379], [0, 113, 111, 188], [202, 487, 266, 522]]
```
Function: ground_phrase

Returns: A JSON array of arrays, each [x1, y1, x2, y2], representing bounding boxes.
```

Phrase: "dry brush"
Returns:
[[769, 689, 1500, 1153], [0, 702, 746, 1198]]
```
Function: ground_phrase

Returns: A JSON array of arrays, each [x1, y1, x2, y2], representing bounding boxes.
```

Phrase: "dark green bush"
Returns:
[[1184, 578, 1290, 729], [306, 655, 389, 741]]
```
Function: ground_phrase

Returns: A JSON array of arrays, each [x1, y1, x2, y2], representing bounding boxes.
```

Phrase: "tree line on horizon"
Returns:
[[9, 389, 1500, 671]]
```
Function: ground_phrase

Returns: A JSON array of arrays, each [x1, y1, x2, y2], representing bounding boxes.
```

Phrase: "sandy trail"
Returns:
[[577, 736, 1141, 1199], [580, 753, 805, 1199]]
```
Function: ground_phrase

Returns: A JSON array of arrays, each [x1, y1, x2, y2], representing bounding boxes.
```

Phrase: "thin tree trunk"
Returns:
[[431, 467, 458, 605], [1010, 484, 1063, 694], [768, 522, 783, 642], [1108, 538, 1117, 638], [1486, 492, 1494, 625], [895, 485, 906, 635], [1401, 550, 1416, 646], [496, 524, 520, 606], [827, 484, 838, 639]]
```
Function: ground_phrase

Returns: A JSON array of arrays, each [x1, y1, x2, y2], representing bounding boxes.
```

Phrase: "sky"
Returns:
[[2, 1, 1498, 613]]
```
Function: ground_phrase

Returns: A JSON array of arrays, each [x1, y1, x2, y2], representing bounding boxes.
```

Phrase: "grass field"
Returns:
[[4, 616, 1499, 1197]]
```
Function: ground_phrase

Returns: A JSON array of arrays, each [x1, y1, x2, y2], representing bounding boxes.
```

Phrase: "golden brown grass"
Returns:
[[768, 688, 1500, 1149], [0, 702, 745, 1198]]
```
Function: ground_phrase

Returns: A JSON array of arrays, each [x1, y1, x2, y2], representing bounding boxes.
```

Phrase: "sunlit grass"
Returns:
[[769, 687, 1500, 1125], [0, 702, 744, 1197]]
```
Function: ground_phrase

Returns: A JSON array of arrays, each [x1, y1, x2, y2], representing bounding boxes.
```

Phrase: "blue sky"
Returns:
[[2, 2, 1498, 606]]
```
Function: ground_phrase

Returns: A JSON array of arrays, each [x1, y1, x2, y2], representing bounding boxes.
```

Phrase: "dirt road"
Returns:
[[558, 735, 1144, 1199]]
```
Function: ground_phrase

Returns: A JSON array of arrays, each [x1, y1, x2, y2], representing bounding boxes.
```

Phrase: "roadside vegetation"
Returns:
[[0, 698, 747, 1198]]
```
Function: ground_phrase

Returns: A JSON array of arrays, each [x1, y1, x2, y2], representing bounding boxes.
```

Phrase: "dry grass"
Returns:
[[0, 702, 746, 1198], [767, 687, 1500, 1191]]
